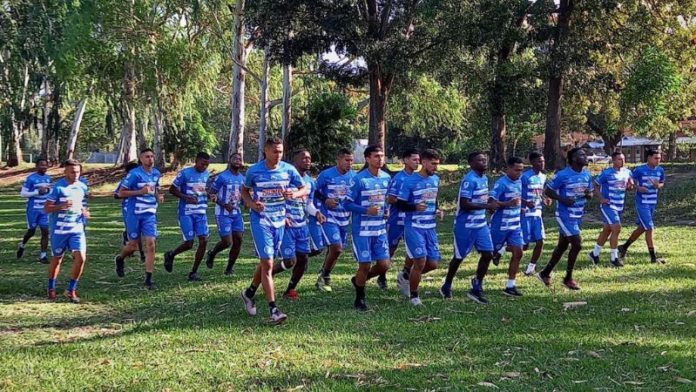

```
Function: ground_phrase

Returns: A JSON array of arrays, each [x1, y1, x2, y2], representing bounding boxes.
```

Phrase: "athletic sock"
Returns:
[[593, 244, 602, 257], [610, 249, 619, 260], [355, 284, 366, 300], [472, 278, 483, 291], [48, 278, 57, 290], [622, 238, 635, 250], [648, 247, 657, 261], [145, 272, 153, 285], [245, 284, 258, 299], [67, 279, 79, 292], [18, 242, 26, 248], [402, 267, 410, 278], [321, 269, 330, 278], [525, 263, 536, 274], [410, 291, 419, 299], [40, 251, 47, 259], [268, 301, 277, 314], [506, 279, 516, 289]]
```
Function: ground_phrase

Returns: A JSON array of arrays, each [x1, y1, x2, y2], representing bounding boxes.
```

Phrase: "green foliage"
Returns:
[[284, 92, 356, 170], [164, 110, 218, 163]]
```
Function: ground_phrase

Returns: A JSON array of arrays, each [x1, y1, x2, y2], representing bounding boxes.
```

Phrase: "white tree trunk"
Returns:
[[153, 102, 165, 169], [138, 105, 149, 152], [281, 63, 293, 140], [117, 101, 137, 165], [228, 0, 248, 161], [258, 47, 271, 162], [66, 97, 88, 160]]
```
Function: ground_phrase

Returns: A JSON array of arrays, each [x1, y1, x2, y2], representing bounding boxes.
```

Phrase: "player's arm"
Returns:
[[44, 187, 70, 213], [593, 178, 608, 204], [544, 183, 574, 206], [20, 180, 39, 198]]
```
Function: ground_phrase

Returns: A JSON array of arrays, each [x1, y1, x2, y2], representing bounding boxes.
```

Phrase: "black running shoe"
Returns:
[[188, 272, 202, 282], [618, 245, 627, 259], [503, 286, 523, 297], [589, 252, 600, 266], [16, 244, 25, 259], [39, 255, 49, 265], [467, 289, 489, 305], [163, 251, 174, 273], [354, 298, 368, 311], [224, 266, 235, 276], [377, 274, 388, 290], [144, 280, 156, 290], [610, 258, 624, 268], [206, 250, 215, 269], [492, 252, 501, 266], [115, 255, 125, 278]]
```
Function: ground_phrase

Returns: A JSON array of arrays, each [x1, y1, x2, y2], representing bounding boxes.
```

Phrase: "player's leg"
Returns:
[[538, 230, 570, 286], [608, 221, 623, 267], [187, 215, 209, 280], [208, 215, 232, 269], [620, 207, 651, 258], [164, 215, 195, 273], [17, 222, 36, 259], [226, 231, 244, 275], [64, 234, 87, 303], [365, 236, 391, 283], [274, 228, 297, 275], [562, 233, 582, 290], [503, 230, 524, 296], [408, 256, 426, 305], [142, 236, 156, 289], [47, 233, 68, 301], [441, 222, 474, 298], [285, 252, 309, 300], [38, 226, 49, 263], [468, 226, 494, 305], [316, 223, 345, 292], [352, 261, 372, 311]]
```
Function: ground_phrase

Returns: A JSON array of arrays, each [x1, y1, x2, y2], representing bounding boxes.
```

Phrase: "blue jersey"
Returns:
[[245, 160, 304, 229], [387, 170, 412, 227], [398, 172, 440, 230], [632, 164, 665, 208], [595, 167, 632, 212], [114, 180, 129, 211], [316, 166, 355, 227], [455, 171, 489, 229], [173, 167, 210, 216], [210, 169, 245, 217], [547, 167, 594, 220], [521, 169, 546, 217], [490, 175, 522, 231], [284, 172, 315, 228], [46, 179, 89, 235], [22, 172, 52, 211], [122, 166, 162, 215], [346, 169, 391, 237]]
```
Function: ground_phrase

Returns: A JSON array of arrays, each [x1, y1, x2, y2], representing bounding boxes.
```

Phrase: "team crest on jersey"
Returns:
[[130, 233, 138, 239], [361, 250, 369, 258], [265, 246, 275, 255], [56, 248, 63, 254], [284, 248, 293, 255], [415, 247, 423, 254], [382, 180, 388, 187], [463, 182, 469, 189], [188, 231, 194, 236], [333, 233, 340, 240]]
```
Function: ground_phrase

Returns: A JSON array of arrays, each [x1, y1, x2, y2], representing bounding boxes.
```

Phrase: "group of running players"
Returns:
[[17, 137, 666, 324]]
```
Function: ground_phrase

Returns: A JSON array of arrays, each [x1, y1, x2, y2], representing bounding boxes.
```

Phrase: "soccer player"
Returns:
[[520, 152, 549, 276], [440, 152, 498, 304], [314, 148, 355, 293], [18, 159, 52, 264], [206, 153, 245, 275], [240, 137, 306, 324], [272, 150, 326, 300], [164, 152, 213, 281], [590, 151, 633, 267], [395, 149, 442, 306], [386, 148, 420, 293], [537, 147, 593, 290], [114, 149, 163, 290], [44, 159, 90, 303], [114, 161, 144, 263], [618, 149, 666, 264], [489, 157, 525, 297], [345, 145, 391, 311]]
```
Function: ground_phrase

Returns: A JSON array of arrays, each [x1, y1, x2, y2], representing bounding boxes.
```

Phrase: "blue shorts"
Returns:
[[126, 212, 158, 239], [323, 222, 349, 249], [600, 206, 623, 225], [179, 214, 209, 241], [352, 233, 389, 263], [453, 222, 494, 259], [556, 216, 582, 237], [387, 222, 405, 249], [216, 214, 244, 237], [250, 216, 284, 260], [27, 208, 49, 230], [636, 205, 656, 230], [404, 227, 441, 261], [280, 226, 311, 259], [308, 217, 325, 251], [521, 215, 545, 244], [51, 232, 86, 256], [492, 228, 525, 251]]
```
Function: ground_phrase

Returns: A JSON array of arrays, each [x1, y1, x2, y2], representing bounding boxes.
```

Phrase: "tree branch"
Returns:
[[230, 57, 262, 84]]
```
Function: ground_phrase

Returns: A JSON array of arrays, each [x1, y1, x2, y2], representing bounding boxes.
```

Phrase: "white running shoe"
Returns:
[[270, 308, 288, 325], [397, 273, 410, 298], [410, 297, 423, 306], [240, 290, 257, 316]]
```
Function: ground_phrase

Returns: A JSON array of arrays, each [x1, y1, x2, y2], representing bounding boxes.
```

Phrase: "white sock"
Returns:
[[610, 249, 619, 260], [506, 279, 516, 288], [593, 244, 602, 257], [40, 251, 47, 258], [18, 242, 26, 248], [525, 263, 536, 273]]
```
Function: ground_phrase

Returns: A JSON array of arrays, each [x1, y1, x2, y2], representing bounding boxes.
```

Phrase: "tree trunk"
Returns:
[[117, 66, 137, 165], [66, 97, 88, 160], [544, 75, 564, 169], [544, 0, 574, 169], [258, 47, 271, 162], [41, 78, 51, 160], [368, 62, 393, 151], [153, 102, 165, 169], [8, 111, 23, 167], [489, 72, 507, 168], [667, 131, 677, 161], [281, 63, 293, 140], [138, 105, 149, 152], [228, 0, 248, 161]]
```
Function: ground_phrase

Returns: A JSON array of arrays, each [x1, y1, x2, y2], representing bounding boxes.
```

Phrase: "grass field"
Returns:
[[1, 164, 695, 391]]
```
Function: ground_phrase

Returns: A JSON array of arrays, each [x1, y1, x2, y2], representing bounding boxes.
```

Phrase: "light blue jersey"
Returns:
[[122, 166, 161, 215], [22, 172, 52, 211], [46, 179, 89, 235], [490, 175, 522, 232], [284, 173, 315, 228], [173, 167, 210, 216], [595, 167, 632, 212], [387, 170, 412, 227], [316, 166, 355, 227], [547, 167, 594, 220], [346, 169, 391, 236], [632, 164, 665, 208], [455, 171, 489, 229], [210, 169, 245, 217], [245, 160, 304, 229], [398, 172, 440, 230], [521, 169, 546, 217]]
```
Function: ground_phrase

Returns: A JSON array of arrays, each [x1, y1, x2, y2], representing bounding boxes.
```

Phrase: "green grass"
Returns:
[[1, 166, 696, 391]]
